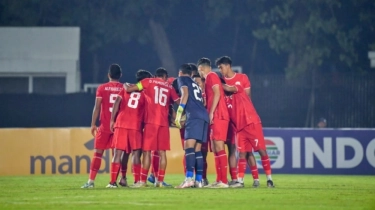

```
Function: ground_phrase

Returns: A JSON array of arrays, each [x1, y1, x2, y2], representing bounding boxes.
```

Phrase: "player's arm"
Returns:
[[91, 97, 102, 137], [222, 84, 238, 93], [209, 85, 221, 124], [174, 84, 187, 128], [243, 75, 251, 99], [110, 96, 122, 133], [124, 82, 141, 92]]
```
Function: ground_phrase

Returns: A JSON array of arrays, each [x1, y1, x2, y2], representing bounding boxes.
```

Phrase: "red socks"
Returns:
[[151, 151, 160, 177], [132, 164, 141, 183], [214, 153, 222, 182], [238, 158, 247, 179], [157, 169, 166, 182], [250, 165, 259, 179], [89, 152, 103, 181], [110, 162, 120, 183], [261, 155, 272, 175], [140, 168, 148, 183], [230, 167, 237, 180], [217, 150, 228, 184]]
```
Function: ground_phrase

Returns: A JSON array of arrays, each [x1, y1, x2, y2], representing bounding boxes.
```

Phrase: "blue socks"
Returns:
[[185, 148, 195, 178], [195, 151, 203, 182]]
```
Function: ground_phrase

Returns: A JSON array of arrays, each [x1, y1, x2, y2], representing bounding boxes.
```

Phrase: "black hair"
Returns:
[[215, 56, 232, 66], [136, 69, 153, 82], [109, 64, 122, 80], [155, 67, 168, 78], [180, 63, 193, 75], [172, 79, 180, 97], [188, 63, 199, 76], [197, 57, 211, 67]]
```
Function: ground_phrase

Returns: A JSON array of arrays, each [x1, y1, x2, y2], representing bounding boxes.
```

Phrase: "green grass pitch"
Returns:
[[0, 174, 374, 210]]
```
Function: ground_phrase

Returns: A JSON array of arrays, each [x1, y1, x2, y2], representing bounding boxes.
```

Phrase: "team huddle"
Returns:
[[81, 56, 275, 189]]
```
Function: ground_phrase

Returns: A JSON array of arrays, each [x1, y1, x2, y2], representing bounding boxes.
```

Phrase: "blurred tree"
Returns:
[[0, 0, 179, 81]]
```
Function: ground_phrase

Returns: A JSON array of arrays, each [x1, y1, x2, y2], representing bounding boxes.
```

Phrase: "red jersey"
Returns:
[[167, 77, 175, 85], [96, 82, 123, 133], [225, 85, 261, 131], [139, 78, 179, 126], [205, 72, 229, 120], [114, 89, 145, 131], [224, 73, 251, 91]]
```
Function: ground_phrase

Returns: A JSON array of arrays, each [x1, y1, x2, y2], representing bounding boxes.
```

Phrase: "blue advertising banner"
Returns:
[[253, 128, 375, 175]]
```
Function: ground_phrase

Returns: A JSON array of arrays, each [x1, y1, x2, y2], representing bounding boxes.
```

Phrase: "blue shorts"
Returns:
[[184, 119, 208, 143]]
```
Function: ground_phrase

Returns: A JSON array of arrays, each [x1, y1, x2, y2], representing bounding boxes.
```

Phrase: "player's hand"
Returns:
[[209, 112, 214, 125], [110, 121, 115, 133], [91, 125, 97, 137], [175, 104, 185, 129]]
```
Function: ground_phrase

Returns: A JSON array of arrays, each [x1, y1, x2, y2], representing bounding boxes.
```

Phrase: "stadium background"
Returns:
[[0, 0, 375, 177]]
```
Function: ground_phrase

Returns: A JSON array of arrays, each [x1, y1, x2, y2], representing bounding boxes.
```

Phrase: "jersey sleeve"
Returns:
[[242, 75, 251, 89], [138, 78, 150, 90], [207, 73, 220, 89], [96, 86, 103, 98]]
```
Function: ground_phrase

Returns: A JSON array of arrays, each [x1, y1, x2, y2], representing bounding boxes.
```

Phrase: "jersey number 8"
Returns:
[[127, 92, 141, 108]]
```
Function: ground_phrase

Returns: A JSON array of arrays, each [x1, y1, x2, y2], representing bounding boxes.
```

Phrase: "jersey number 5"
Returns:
[[154, 86, 168, 106], [192, 83, 202, 102], [109, 94, 118, 112]]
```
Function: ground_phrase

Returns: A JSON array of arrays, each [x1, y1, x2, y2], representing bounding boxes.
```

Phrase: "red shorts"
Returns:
[[94, 130, 113, 150], [237, 123, 266, 152], [226, 123, 236, 145], [143, 124, 170, 151], [210, 119, 229, 141], [112, 128, 142, 153]]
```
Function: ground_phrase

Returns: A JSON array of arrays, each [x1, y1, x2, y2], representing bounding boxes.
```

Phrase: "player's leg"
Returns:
[[148, 150, 159, 184], [155, 125, 171, 187], [132, 149, 142, 184], [130, 130, 142, 185], [133, 124, 156, 187], [227, 143, 238, 185], [251, 123, 274, 188], [246, 152, 260, 187], [82, 130, 110, 188], [208, 120, 229, 188], [175, 138, 196, 188], [194, 120, 208, 188], [119, 151, 129, 187], [201, 130, 210, 186], [107, 148, 123, 188], [231, 128, 250, 188], [226, 125, 238, 185], [180, 128, 186, 175]]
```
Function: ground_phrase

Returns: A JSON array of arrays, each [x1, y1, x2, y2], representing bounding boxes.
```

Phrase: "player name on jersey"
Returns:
[[104, 87, 122, 91]]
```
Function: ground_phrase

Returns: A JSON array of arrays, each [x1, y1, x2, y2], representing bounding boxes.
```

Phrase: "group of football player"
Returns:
[[81, 56, 275, 189]]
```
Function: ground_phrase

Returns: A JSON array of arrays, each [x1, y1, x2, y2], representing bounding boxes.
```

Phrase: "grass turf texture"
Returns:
[[0, 174, 374, 210]]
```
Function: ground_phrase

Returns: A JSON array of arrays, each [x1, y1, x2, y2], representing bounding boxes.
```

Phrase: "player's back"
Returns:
[[177, 76, 209, 122], [96, 82, 123, 132], [115, 89, 145, 130], [205, 72, 229, 120], [141, 78, 179, 126]]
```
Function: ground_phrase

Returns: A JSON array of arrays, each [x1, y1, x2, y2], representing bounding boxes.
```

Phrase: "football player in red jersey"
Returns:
[[217, 56, 260, 187], [106, 70, 153, 188], [124, 67, 179, 187], [218, 66, 275, 188], [197, 58, 230, 188], [147, 75, 175, 187], [81, 64, 123, 188]]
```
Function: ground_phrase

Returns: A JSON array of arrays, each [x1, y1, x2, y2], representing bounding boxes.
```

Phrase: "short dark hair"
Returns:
[[136, 69, 153, 82], [215, 56, 232, 66], [189, 63, 198, 76], [180, 63, 193, 75], [197, 57, 211, 67], [155, 67, 168, 78], [109, 64, 122, 80]]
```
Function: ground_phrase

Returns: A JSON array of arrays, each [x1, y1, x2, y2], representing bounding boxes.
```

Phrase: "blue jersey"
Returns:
[[177, 76, 209, 123]]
